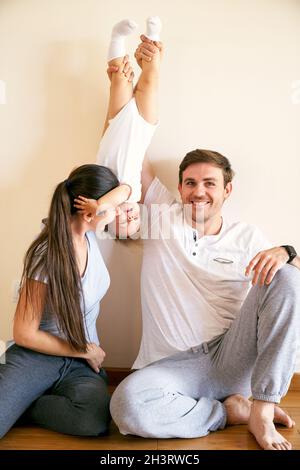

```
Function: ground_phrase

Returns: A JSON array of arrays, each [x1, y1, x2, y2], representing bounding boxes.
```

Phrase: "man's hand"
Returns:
[[84, 343, 106, 373], [245, 247, 289, 286], [134, 35, 163, 68], [107, 54, 134, 82]]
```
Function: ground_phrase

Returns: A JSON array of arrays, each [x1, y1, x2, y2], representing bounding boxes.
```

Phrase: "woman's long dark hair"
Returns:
[[20, 164, 119, 352]]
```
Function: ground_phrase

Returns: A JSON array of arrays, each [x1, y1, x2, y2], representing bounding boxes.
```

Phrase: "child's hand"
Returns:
[[73, 196, 98, 216]]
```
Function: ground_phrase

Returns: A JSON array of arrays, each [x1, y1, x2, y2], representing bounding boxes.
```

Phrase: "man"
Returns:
[[98, 38, 300, 450]]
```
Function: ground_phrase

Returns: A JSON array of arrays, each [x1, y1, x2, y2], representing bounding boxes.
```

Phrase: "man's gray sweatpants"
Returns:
[[110, 265, 300, 438]]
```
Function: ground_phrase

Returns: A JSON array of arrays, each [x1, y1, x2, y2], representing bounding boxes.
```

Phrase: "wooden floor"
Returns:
[[0, 390, 300, 451]]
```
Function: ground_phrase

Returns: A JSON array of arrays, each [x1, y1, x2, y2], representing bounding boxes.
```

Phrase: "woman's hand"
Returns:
[[84, 343, 106, 373]]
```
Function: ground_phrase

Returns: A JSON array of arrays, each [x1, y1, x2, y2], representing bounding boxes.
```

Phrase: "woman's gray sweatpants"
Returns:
[[110, 265, 300, 439]]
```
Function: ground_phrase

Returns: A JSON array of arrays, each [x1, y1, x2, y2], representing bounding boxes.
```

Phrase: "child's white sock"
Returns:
[[145, 16, 162, 42], [108, 19, 138, 61]]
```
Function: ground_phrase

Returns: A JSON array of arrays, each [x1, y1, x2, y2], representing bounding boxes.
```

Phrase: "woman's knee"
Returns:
[[65, 378, 111, 436], [71, 389, 111, 436]]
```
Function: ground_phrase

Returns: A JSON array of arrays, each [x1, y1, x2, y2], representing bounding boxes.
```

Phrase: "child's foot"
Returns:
[[145, 16, 162, 42], [108, 19, 138, 61]]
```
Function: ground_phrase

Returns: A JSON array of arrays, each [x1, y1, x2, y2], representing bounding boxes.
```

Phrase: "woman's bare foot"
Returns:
[[224, 394, 252, 425], [248, 400, 292, 450]]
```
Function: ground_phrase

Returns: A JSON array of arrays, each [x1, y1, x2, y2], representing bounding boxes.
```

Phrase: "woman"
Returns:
[[0, 164, 130, 438]]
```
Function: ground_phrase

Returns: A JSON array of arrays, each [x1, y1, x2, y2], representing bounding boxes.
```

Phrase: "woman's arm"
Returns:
[[13, 280, 105, 372]]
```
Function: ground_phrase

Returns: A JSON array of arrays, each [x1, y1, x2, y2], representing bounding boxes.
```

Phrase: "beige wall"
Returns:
[[1, 0, 300, 368]]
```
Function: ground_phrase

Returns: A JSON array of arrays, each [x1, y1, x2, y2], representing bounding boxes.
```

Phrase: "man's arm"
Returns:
[[140, 156, 155, 203]]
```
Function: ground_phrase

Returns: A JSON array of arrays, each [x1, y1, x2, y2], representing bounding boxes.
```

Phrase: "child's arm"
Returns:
[[73, 184, 132, 217]]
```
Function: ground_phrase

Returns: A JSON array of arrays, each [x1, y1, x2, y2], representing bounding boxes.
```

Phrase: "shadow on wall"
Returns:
[[97, 237, 143, 369]]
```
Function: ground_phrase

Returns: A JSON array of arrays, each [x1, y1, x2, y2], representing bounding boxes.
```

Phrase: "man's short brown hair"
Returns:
[[179, 149, 235, 187]]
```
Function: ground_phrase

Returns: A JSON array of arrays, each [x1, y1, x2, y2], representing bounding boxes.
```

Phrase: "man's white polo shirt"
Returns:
[[133, 178, 271, 369]]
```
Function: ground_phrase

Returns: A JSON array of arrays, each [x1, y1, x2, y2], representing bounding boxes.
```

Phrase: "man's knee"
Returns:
[[272, 264, 300, 298], [110, 372, 158, 437], [110, 375, 137, 431], [110, 370, 173, 438]]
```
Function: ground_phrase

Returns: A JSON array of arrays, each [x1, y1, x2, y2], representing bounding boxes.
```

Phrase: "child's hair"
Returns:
[[19, 164, 119, 352]]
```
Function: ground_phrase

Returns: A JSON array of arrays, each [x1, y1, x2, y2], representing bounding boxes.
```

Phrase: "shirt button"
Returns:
[[195, 243, 198, 247], [192, 252, 196, 256]]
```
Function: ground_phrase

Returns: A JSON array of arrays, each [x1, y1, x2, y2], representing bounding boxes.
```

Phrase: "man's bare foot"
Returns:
[[223, 395, 295, 429], [224, 394, 252, 425], [248, 400, 292, 450], [274, 405, 295, 428]]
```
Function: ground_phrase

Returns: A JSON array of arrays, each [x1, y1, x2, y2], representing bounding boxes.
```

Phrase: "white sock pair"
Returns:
[[108, 16, 162, 61]]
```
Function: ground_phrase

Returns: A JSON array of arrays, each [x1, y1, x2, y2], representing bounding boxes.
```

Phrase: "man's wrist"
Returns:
[[281, 245, 297, 264]]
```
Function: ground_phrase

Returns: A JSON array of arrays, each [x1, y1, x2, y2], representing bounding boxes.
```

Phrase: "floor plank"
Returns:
[[0, 392, 299, 450], [158, 407, 300, 451], [0, 422, 157, 451]]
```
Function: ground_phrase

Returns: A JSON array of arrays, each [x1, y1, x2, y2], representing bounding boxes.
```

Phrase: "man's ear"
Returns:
[[178, 183, 182, 196], [224, 182, 232, 200]]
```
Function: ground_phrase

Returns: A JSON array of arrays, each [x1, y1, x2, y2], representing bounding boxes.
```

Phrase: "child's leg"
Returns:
[[96, 18, 162, 202], [134, 17, 162, 124], [102, 20, 137, 135]]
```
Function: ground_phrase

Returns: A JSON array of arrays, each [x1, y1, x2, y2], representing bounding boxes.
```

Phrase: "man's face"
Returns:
[[178, 162, 232, 226]]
